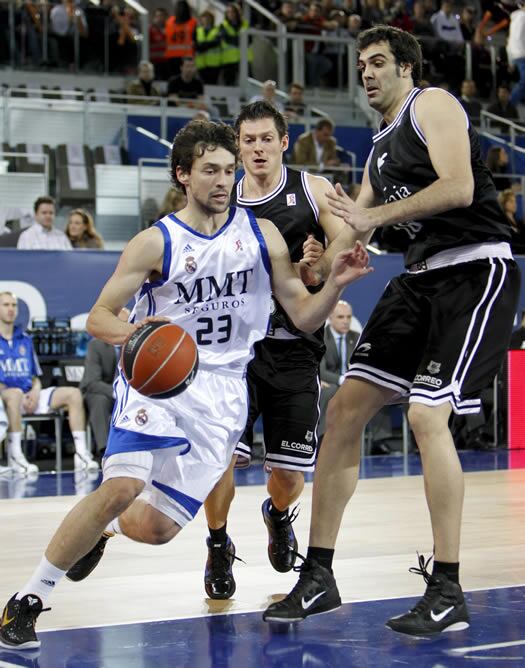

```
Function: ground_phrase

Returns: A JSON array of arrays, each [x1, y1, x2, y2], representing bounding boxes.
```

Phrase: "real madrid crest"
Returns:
[[185, 256, 197, 274]]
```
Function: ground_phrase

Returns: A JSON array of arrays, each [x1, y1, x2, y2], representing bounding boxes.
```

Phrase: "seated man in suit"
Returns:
[[80, 308, 129, 455], [290, 118, 341, 168], [319, 300, 359, 438]]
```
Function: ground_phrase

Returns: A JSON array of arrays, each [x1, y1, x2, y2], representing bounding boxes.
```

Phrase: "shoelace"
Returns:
[[209, 544, 245, 574], [408, 553, 442, 614], [272, 505, 300, 552]]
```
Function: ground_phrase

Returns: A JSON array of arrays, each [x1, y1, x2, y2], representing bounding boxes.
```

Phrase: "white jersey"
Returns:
[[130, 206, 272, 376]]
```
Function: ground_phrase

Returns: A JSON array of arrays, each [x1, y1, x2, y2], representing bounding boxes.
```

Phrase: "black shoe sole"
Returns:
[[0, 637, 41, 650], [205, 582, 236, 600], [386, 619, 470, 637]]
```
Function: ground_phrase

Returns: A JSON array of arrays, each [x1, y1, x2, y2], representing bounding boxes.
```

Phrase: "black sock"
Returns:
[[208, 524, 227, 544], [268, 500, 287, 519], [432, 560, 459, 584], [307, 546, 334, 572]]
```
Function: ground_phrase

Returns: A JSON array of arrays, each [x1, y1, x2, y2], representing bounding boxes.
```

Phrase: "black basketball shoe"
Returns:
[[262, 498, 299, 573], [204, 536, 239, 600], [262, 557, 341, 622], [0, 594, 49, 650], [66, 532, 112, 582], [386, 554, 470, 637]]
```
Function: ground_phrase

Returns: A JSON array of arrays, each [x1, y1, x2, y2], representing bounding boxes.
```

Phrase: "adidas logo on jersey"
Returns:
[[183, 244, 194, 253]]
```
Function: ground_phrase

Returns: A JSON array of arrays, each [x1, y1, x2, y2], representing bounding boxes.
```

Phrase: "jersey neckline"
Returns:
[[167, 207, 236, 240], [236, 165, 287, 205]]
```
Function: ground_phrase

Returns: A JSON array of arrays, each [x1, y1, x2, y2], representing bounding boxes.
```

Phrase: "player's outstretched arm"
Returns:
[[87, 227, 166, 345], [259, 218, 372, 333]]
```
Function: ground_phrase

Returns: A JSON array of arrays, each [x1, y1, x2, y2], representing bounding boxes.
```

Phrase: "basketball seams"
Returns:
[[136, 328, 188, 393], [149, 348, 199, 398]]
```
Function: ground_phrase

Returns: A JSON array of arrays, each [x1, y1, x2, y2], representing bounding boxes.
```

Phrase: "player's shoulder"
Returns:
[[414, 86, 465, 116]]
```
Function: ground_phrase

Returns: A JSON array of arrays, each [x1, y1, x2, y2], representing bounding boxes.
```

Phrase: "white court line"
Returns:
[[39, 584, 525, 635], [449, 639, 525, 655]]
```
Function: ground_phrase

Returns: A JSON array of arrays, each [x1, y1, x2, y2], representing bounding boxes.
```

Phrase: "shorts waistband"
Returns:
[[197, 363, 246, 378], [407, 242, 513, 273]]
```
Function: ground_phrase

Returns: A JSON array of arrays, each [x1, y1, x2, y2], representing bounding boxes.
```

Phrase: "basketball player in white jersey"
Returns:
[[0, 120, 372, 650]]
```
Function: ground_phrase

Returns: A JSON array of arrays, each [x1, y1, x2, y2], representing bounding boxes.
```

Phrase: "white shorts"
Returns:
[[21, 387, 57, 416], [103, 368, 248, 529]]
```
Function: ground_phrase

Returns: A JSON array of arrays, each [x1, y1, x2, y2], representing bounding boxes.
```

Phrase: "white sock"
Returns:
[[105, 517, 121, 535], [16, 556, 67, 605], [73, 431, 88, 456], [7, 432, 23, 459]]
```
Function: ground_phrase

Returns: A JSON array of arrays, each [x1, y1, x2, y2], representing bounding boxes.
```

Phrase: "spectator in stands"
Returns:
[[157, 188, 187, 220], [458, 79, 482, 124], [487, 85, 520, 130], [508, 0, 525, 106], [486, 146, 513, 191], [65, 209, 104, 249], [276, 1, 301, 31], [498, 189, 525, 254], [249, 80, 285, 112], [112, 5, 141, 74], [17, 197, 72, 250], [318, 300, 359, 439], [125, 60, 161, 103], [195, 10, 222, 85], [385, 0, 414, 32], [323, 10, 351, 86], [360, 0, 384, 28], [0, 291, 98, 474], [165, 0, 197, 79], [50, 0, 88, 69], [284, 82, 307, 119], [459, 5, 477, 41], [80, 308, 129, 455], [149, 8, 169, 80], [411, 0, 435, 37], [509, 308, 525, 349], [291, 118, 340, 167], [300, 2, 332, 86], [167, 57, 207, 110], [431, 0, 464, 45], [220, 3, 251, 86], [347, 13, 362, 39]]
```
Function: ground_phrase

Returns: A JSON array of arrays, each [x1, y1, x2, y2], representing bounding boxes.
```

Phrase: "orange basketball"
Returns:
[[121, 322, 199, 399]]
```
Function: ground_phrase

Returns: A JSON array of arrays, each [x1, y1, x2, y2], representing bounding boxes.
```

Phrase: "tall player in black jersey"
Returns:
[[202, 101, 346, 600], [263, 26, 521, 636]]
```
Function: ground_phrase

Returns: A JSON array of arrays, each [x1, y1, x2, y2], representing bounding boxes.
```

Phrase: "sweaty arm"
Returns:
[[87, 227, 165, 345], [258, 218, 372, 333]]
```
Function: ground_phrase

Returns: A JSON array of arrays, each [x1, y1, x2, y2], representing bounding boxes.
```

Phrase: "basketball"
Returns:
[[121, 322, 199, 399]]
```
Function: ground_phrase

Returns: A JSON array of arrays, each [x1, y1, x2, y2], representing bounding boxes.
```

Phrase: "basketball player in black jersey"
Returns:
[[202, 101, 347, 600], [263, 26, 521, 636]]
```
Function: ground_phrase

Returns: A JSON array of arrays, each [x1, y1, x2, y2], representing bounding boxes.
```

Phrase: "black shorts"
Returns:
[[234, 338, 321, 471], [347, 257, 521, 414]]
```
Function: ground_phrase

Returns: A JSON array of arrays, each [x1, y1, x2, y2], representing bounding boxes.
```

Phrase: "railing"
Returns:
[[0, 0, 149, 75]]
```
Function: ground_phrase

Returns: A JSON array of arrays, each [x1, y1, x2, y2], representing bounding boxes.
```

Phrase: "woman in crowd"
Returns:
[[65, 209, 104, 249], [499, 188, 525, 254]]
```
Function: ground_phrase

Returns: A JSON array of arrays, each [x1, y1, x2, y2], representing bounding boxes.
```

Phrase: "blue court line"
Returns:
[[0, 586, 523, 668]]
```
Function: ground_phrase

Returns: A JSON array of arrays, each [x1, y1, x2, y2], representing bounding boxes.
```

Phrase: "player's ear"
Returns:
[[281, 134, 289, 153], [176, 166, 190, 186]]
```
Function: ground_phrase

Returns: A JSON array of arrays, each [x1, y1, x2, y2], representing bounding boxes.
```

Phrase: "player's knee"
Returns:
[[2, 387, 24, 408], [271, 467, 303, 490], [67, 387, 84, 408], [407, 403, 439, 441], [98, 479, 144, 518], [325, 391, 358, 434], [143, 520, 179, 545]]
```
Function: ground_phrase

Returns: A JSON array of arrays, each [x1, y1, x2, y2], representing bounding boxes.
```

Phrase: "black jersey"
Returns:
[[368, 87, 511, 267], [234, 166, 326, 353]]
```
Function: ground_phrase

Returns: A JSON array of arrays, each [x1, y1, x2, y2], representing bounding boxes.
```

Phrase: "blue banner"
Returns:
[[1, 249, 524, 332]]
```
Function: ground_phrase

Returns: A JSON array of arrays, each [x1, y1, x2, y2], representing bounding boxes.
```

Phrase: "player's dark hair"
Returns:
[[356, 25, 423, 87], [234, 101, 288, 140], [170, 120, 238, 191]]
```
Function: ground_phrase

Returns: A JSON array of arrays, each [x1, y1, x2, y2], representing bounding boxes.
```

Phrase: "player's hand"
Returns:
[[329, 241, 373, 287], [326, 183, 376, 234], [301, 234, 324, 265], [299, 262, 322, 287], [123, 316, 171, 344]]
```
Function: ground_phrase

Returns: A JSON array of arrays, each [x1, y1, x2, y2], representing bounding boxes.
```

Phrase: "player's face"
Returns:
[[0, 295, 18, 326], [179, 147, 236, 215], [358, 41, 411, 114], [238, 118, 289, 179]]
